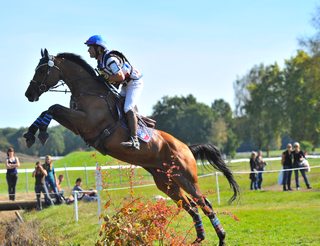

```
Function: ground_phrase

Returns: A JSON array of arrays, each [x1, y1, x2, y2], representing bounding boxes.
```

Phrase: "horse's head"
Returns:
[[25, 49, 62, 102]]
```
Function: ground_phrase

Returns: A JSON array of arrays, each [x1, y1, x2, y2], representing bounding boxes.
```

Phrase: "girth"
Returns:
[[85, 121, 120, 155]]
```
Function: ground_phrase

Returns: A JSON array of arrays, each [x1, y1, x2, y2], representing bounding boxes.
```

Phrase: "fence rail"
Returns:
[[1, 156, 319, 193]]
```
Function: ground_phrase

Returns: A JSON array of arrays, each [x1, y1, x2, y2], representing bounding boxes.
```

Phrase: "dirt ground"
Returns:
[[0, 210, 16, 221], [0, 193, 34, 227], [0, 193, 35, 202], [0, 194, 32, 244], [0, 211, 17, 242]]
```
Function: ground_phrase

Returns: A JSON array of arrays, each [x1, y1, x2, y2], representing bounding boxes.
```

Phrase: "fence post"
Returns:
[[64, 164, 71, 189], [25, 169, 28, 193], [201, 162, 204, 175], [95, 162, 102, 224], [84, 163, 88, 187], [215, 172, 220, 205], [119, 166, 122, 184], [73, 190, 79, 222]]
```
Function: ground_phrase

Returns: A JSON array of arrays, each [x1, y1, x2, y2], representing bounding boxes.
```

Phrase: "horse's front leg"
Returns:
[[24, 104, 85, 147], [23, 111, 49, 147], [47, 104, 85, 135]]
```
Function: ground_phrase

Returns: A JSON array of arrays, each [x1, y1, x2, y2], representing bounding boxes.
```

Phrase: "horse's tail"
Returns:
[[189, 143, 240, 203]]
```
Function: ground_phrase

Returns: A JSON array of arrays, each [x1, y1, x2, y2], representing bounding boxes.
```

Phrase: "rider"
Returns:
[[85, 35, 143, 150]]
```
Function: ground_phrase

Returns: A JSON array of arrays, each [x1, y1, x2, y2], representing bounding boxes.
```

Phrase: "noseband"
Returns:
[[30, 56, 61, 92]]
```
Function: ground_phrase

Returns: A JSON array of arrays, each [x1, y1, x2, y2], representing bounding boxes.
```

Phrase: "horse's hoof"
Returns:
[[38, 132, 49, 145], [219, 232, 226, 246], [219, 236, 226, 246], [191, 236, 205, 245], [219, 240, 226, 246], [23, 132, 35, 148]]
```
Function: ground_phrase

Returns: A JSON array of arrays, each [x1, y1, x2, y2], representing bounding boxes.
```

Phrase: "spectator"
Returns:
[[281, 144, 293, 191], [292, 142, 312, 190], [32, 161, 54, 210], [43, 155, 64, 204], [255, 150, 267, 190], [72, 178, 97, 202], [56, 174, 65, 198], [5, 147, 20, 201], [249, 151, 258, 190]]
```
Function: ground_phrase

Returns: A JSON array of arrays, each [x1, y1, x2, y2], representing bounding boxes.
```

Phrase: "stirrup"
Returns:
[[120, 136, 140, 150]]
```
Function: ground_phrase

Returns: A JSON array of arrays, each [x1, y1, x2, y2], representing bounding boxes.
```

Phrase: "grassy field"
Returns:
[[1, 151, 319, 245]]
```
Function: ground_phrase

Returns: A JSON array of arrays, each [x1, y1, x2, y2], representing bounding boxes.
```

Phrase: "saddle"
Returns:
[[115, 96, 156, 142]]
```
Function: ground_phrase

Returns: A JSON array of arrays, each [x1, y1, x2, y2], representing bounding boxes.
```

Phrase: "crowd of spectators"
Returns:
[[249, 142, 312, 191]]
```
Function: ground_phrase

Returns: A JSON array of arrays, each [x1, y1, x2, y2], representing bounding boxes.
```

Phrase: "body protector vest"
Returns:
[[98, 50, 142, 82]]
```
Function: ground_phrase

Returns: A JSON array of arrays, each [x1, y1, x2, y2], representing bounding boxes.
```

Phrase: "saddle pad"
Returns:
[[137, 123, 153, 143]]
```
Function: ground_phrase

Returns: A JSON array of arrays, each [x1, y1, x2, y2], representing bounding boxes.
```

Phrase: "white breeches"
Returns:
[[120, 78, 144, 113]]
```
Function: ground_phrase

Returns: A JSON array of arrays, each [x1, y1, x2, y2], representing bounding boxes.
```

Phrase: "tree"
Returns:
[[234, 64, 285, 155], [210, 118, 228, 151], [151, 94, 215, 144], [211, 99, 238, 157], [283, 51, 320, 146]]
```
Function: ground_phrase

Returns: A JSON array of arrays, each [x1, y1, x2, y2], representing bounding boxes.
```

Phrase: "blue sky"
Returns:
[[0, 0, 319, 128]]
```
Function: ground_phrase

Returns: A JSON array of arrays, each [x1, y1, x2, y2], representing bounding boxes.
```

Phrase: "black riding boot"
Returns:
[[120, 110, 140, 150]]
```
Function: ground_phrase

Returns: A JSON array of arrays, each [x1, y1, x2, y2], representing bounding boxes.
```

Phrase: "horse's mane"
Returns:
[[56, 53, 97, 77]]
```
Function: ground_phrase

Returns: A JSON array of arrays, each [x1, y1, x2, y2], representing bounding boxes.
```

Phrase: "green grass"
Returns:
[[53, 151, 122, 167]]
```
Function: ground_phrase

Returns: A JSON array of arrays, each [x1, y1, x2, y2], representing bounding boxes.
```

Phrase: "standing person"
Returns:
[[5, 147, 20, 201], [249, 151, 258, 190], [32, 161, 54, 210], [281, 144, 293, 191], [85, 35, 143, 150], [292, 142, 312, 190], [43, 155, 63, 204], [255, 150, 267, 190]]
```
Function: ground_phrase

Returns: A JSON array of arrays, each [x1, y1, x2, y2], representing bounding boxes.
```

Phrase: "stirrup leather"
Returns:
[[121, 136, 140, 150]]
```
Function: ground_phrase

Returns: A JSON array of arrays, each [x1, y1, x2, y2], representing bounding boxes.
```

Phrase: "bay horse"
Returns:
[[24, 49, 239, 245]]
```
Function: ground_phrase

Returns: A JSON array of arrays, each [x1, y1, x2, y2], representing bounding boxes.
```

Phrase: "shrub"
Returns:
[[96, 198, 187, 245]]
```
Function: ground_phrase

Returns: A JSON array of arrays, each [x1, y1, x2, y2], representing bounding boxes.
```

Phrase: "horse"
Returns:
[[24, 49, 239, 245]]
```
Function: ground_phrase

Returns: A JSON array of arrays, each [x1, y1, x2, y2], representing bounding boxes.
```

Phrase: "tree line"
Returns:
[[0, 126, 89, 157], [1, 8, 320, 158]]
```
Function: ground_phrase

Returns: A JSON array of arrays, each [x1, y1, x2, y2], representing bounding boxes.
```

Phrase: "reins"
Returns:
[[48, 81, 70, 93]]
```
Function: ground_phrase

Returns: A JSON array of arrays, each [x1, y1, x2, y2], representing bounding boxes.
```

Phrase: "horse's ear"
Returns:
[[43, 48, 49, 58], [41, 49, 44, 57]]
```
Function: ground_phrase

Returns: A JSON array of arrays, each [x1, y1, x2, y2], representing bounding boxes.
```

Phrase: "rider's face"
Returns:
[[88, 46, 96, 58]]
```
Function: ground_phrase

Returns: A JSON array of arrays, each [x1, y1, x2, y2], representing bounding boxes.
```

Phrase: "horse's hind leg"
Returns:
[[194, 189, 226, 245], [186, 197, 206, 244], [202, 197, 226, 246], [145, 168, 206, 244], [171, 173, 226, 246]]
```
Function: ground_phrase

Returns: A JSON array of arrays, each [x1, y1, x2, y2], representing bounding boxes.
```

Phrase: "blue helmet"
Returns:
[[84, 35, 107, 49]]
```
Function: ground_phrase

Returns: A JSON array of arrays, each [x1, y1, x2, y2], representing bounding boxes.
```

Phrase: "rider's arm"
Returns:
[[105, 57, 125, 84]]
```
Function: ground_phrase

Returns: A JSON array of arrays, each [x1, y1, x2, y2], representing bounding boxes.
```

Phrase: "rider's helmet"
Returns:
[[84, 35, 107, 49]]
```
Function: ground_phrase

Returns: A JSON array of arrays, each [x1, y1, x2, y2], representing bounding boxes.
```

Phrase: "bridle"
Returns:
[[29, 56, 69, 93]]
